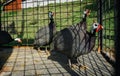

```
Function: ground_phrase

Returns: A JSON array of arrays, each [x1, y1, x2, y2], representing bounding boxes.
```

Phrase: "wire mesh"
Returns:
[[98, 0, 115, 61], [0, 0, 115, 60], [1, 0, 97, 46]]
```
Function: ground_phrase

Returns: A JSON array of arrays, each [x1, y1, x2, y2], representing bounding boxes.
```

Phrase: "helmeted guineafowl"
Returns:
[[51, 9, 103, 68], [33, 11, 56, 53]]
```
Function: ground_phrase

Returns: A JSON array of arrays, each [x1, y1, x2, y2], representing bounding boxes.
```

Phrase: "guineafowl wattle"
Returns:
[[33, 11, 56, 51], [51, 9, 103, 68]]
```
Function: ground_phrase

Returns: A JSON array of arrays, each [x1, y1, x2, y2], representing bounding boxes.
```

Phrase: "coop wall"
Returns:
[[3, 0, 22, 11]]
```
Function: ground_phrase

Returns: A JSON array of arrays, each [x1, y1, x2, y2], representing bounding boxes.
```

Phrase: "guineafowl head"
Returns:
[[14, 38, 22, 43], [83, 9, 91, 18], [82, 9, 90, 22], [48, 11, 54, 20], [91, 22, 103, 35]]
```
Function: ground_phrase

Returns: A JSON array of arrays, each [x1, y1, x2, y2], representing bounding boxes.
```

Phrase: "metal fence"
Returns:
[[0, 0, 97, 45], [0, 0, 115, 59], [97, 0, 115, 61]]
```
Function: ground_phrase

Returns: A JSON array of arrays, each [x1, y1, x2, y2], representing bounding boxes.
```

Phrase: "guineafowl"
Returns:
[[51, 9, 103, 68], [33, 11, 56, 53], [0, 31, 22, 45]]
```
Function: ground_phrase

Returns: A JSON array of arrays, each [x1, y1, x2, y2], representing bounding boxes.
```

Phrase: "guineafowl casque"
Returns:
[[51, 9, 103, 69], [33, 11, 56, 54]]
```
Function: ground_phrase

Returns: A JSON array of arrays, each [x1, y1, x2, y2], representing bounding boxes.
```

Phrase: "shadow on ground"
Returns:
[[48, 51, 80, 76], [0, 47, 13, 70]]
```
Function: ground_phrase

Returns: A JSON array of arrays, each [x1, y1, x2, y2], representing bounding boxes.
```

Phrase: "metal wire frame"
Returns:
[[0, 0, 115, 59], [97, 0, 115, 62], [0, 0, 97, 46]]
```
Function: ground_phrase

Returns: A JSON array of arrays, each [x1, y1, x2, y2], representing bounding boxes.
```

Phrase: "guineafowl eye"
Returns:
[[93, 23, 99, 29], [95, 24, 97, 26]]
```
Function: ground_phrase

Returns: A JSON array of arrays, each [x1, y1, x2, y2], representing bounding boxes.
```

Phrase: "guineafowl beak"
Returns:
[[96, 24, 103, 32], [52, 12, 54, 16], [14, 38, 22, 43]]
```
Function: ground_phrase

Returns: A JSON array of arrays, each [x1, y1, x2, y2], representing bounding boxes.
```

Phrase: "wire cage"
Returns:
[[0, 0, 97, 45], [98, 0, 115, 62], [0, 0, 115, 60], [0, 0, 117, 76]]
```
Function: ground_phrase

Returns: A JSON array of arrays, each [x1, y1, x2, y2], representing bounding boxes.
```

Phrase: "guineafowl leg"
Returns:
[[68, 58, 88, 69], [45, 46, 50, 56], [68, 58, 78, 69], [68, 59, 72, 68], [33, 45, 41, 52], [33, 45, 38, 50], [38, 47, 41, 51]]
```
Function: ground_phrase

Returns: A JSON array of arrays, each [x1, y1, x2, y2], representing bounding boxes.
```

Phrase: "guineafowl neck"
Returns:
[[82, 14, 87, 22], [50, 18, 54, 23], [90, 29, 96, 36], [49, 18, 55, 27]]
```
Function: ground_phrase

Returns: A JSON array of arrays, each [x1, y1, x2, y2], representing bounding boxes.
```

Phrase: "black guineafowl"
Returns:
[[0, 31, 22, 45]]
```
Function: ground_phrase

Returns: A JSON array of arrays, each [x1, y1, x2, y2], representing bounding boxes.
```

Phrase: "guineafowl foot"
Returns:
[[68, 58, 88, 70], [79, 65, 88, 70], [71, 63, 79, 69], [45, 50, 51, 56], [77, 58, 89, 70], [68, 58, 79, 69], [70, 64, 88, 70], [33, 45, 41, 51], [45, 47, 51, 56], [37, 49, 42, 53], [68, 62, 81, 69], [98, 46, 101, 53]]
